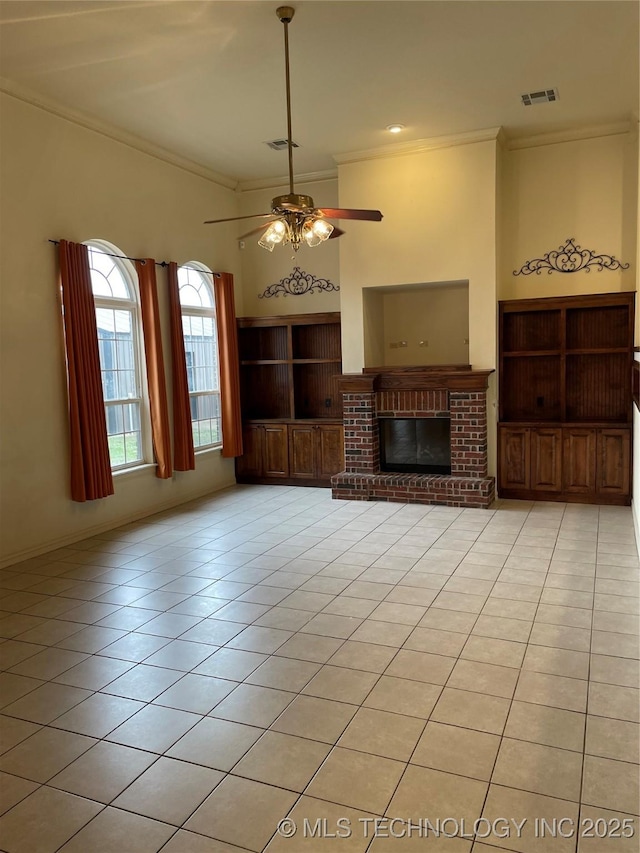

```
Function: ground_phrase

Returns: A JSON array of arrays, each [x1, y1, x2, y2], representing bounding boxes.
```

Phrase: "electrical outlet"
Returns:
[[399, 341, 408, 348], [419, 340, 428, 347]]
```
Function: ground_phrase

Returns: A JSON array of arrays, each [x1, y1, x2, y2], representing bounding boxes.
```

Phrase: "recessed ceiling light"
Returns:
[[386, 124, 405, 133]]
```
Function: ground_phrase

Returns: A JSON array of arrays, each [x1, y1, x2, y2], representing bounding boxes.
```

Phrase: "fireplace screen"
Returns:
[[379, 417, 451, 475]]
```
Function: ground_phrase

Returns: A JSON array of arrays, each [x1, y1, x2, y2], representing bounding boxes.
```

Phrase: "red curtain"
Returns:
[[167, 262, 195, 471], [135, 259, 172, 479], [214, 272, 243, 457], [59, 240, 114, 502]]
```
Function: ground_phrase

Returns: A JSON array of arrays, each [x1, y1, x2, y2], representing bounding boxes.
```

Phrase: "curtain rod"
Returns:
[[48, 240, 220, 277]]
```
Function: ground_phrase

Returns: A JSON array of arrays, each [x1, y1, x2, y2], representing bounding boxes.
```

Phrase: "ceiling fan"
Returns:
[[204, 5, 383, 252]]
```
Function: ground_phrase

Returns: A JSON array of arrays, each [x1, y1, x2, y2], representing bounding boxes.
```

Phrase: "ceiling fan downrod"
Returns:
[[274, 6, 313, 212]]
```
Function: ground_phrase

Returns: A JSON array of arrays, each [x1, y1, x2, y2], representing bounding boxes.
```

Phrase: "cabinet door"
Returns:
[[316, 424, 344, 480], [530, 428, 562, 491], [263, 425, 289, 477], [499, 427, 530, 491], [562, 428, 597, 494], [235, 424, 263, 478], [289, 425, 316, 478], [597, 428, 630, 497]]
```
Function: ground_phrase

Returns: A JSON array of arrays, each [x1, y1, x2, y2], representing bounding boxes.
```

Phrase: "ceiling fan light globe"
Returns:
[[258, 219, 288, 251], [303, 230, 322, 248], [311, 219, 334, 239], [302, 218, 332, 247]]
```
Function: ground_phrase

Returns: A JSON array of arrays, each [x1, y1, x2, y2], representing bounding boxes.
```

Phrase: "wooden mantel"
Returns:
[[338, 365, 494, 393]]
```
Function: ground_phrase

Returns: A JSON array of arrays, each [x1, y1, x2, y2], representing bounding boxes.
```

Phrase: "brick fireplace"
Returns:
[[331, 366, 495, 508]]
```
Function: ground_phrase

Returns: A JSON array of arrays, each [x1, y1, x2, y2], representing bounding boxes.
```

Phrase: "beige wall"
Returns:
[[238, 178, 340, 317], [338, 138, 499, 473], [500, 132, 637, 300], [0, 94, 243, 566], [364, 283, 469, 367], [338, 139, 498, 373]]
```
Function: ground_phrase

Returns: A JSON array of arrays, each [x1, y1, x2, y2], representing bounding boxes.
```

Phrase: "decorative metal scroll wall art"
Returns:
[[513, 237, 630, 276], [259, 266, 340, 298]]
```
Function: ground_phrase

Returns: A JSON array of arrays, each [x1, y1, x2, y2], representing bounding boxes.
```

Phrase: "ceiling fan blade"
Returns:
[[203, 213, 273, 225], [239, 222, 275, 240], [317, 208, 383, 222], [328, 227, 345, 239]]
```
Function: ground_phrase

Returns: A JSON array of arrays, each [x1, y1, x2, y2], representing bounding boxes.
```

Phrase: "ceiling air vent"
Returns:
[[265, 139, 299, 150], [521, 88, 559, 106]]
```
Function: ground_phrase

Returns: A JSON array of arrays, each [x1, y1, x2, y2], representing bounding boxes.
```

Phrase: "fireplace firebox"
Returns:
[[380, 417, 451, 474]]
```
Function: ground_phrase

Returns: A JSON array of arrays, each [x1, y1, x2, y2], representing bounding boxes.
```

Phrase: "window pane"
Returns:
[[124, 403, 141, 431], [105, 402, 142, 467], [96, 308, 116, 336], [90, 270, 113, 298], [190, 393, 221, 448], [102, 370, 118, 402], [178, 266, 214, 308], [117, 370, 136, 399], [179, 284, 202, 307], [88, 245, 131, 299], [116, 338, 134, 370], [113, 310, 132, 336], [96, 308, 137, 403], [106, 268, 129, 299], [108, 434, 125, 467], [98, 337, 116, 367], [106, 404, 124, 436], [123, 431, 141, 465]]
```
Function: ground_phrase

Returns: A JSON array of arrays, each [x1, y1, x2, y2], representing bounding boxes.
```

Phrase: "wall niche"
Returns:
[[363, 281, 470, 368]]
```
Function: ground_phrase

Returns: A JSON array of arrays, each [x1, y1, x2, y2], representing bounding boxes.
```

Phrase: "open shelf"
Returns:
[[237, 313, 343, 421], [566, 353, 628, 422], [502, 309, 561, 353], [240, 363, 291, 420], [501, 355, 561, 421], [293, 362, 342, 419], [292, 322, 341, 360], [238, 325, 288, 361], [566, 305, 630, 350]]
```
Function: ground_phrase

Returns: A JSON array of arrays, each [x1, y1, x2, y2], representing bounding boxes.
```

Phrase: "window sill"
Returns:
[[195, 445, 223, 456], [112, 447, 224, 481], [112, 462, 156, 480]]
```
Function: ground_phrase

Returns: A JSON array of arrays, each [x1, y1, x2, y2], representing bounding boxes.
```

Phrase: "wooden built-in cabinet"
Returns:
[[499, 425, 630, 501], [498, 292, 634, 505], [289, 423, 344, 481], [235, 313, 345, 486]]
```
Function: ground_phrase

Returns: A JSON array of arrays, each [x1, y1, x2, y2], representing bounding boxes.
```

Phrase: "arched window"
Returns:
[[85, 241, 146, 469], [178, 263, 221, 448]]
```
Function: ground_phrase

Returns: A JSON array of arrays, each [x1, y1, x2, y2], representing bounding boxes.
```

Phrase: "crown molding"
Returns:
[[333, 127, 502, 166], [237, 169, 338, 194], [506, 121, 633, 150], [0, 77, 239, 191]]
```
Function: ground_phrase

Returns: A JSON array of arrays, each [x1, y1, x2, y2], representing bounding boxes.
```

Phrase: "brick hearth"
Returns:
[[331, 367, 495, 508]]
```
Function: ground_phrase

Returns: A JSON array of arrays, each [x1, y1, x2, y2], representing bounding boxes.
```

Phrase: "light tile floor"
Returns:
[[1, 486, 639, 853]]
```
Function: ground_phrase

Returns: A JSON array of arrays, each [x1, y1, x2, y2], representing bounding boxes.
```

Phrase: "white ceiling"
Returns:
[[1, 1, 637, 186]]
